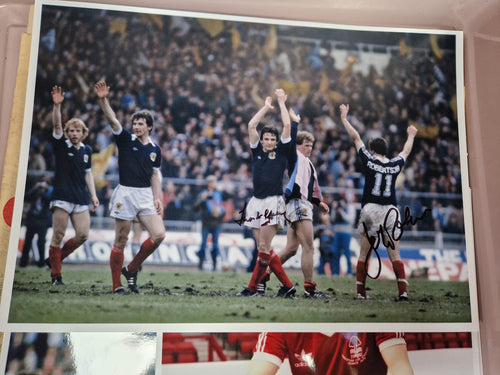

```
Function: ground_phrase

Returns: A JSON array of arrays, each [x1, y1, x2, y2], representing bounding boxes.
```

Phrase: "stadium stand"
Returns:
[[160, 332, 473, 365], [223, 333, 260, 359], [404, 332, 472, 351], [162, 333, 227, 364]]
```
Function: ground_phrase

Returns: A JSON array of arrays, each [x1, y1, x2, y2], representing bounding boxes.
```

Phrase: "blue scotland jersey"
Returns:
[[51, 135, 92, 205], [358, 146, 405, 207], [251, 139, 291, 198], [114, 128, 161, 188]]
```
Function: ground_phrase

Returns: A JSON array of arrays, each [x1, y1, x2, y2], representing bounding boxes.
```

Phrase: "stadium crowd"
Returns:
[[25, 6, 464, 236]]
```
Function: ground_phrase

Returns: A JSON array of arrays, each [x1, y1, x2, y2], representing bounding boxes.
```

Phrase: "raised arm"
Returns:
[[95, 80, 122, 133], [51, 86, 65, 137], [289, 107, 300, 148], [248, 96, 274, 145], [275, 88, 290, 141], [399, 125, 418, 160], [288, 107, 301, 123], [339, 104, 364, 150]]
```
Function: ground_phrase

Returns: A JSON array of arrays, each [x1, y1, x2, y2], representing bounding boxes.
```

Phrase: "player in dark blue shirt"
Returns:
[[340, 103, 418, 301], [47, 86, 99, 285], [237, 89, 295, 298], [95, 80, 166, 293]]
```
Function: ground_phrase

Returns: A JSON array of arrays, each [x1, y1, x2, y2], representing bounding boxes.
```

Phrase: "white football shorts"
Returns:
[[109, 184, 158, 221], [285, 198, 313, 223], [243, 195, 286, 230], [50, 200, 89, 214], [358, 203, 401, 238]]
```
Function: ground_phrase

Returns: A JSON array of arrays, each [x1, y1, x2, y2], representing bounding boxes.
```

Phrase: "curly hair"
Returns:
[[64, 118, 89, 141], [131, 110, 154, 132]]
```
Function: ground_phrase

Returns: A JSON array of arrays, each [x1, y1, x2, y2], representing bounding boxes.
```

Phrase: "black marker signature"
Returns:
[[362, 206, 431, 279], [234, 201, 289, 226]]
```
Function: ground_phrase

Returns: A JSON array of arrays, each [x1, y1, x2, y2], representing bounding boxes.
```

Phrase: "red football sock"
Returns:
[[392, 260, 408, 295], [269, 250, 293, 288], [61, 237, 79, 261], [304, 281, 317, 294], [110, 245, 124, 291], [49, 245, 62, 279], [248, 252, 271, 291], [356, 260, 367, 296], [127, 237, 157, 273]]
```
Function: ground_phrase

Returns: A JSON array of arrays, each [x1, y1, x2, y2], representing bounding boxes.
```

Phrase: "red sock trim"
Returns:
[[269, 250, 292, 288], [61, 238, 79, 260], [304, 281, 317, 293], [110, 246, 124, 290], [248, 252, 271, 291], [356, 260, 367, 295], [128, 237, 157, 273], [49, 245, 62, 277], [392, 260, 407, 295]]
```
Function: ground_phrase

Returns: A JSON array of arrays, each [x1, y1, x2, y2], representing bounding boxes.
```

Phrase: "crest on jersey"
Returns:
[[341, 335, 368, 366], [269, 151, 276, 160], [150, 152, 157, 162], [83, 154, 89, 163]]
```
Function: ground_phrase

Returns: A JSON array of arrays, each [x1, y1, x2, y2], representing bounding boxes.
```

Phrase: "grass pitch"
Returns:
[[8, 266, 471, 324]]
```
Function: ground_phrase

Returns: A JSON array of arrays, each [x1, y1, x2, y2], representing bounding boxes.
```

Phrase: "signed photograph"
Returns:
[[0, 0, 474, 325]]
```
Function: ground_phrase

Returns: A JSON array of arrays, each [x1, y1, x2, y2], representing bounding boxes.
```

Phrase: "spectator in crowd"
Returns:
[[19, 179, 53, 268], [330, 195, 356, 276], [314, 212, 335, 275], [195, 175, 226, 271]]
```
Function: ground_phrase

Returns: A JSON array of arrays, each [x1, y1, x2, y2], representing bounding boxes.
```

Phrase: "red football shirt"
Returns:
[[252, 332, 406, 375]]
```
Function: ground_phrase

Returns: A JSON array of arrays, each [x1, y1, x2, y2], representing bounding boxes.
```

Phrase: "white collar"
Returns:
[[65, 139, 84, 149], [131, 134, 154, 145]]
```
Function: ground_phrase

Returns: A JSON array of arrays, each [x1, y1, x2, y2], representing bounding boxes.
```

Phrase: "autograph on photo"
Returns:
[[234, 202, 431, 280], [363, 206, 432, 279], [234, 201, 289, 227]]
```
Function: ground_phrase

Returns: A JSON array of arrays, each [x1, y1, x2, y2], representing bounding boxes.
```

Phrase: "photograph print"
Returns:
[[1, 0, 475, 324], [1, 330, 479, 374]]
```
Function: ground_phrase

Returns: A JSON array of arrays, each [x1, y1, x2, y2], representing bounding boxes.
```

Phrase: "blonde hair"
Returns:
[[64, 118, 89, 141], [296, 131, 315, 145]]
